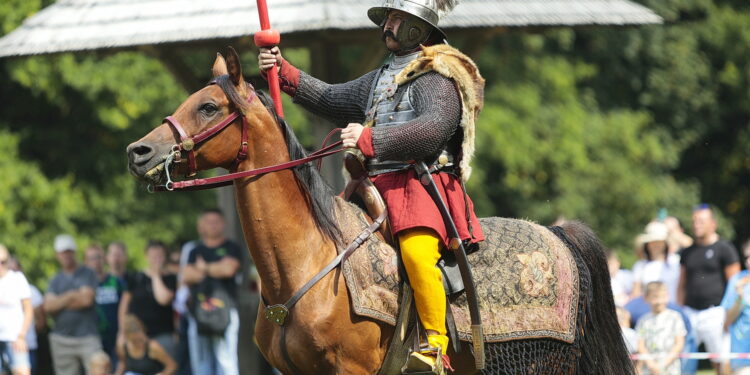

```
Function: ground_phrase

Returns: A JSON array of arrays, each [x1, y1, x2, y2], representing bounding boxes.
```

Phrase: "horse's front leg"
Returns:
[[329, 321, 390, 375]]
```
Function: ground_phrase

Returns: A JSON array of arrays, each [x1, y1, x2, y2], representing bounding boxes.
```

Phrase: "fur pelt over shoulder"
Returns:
[[395, 44, 485, 182]]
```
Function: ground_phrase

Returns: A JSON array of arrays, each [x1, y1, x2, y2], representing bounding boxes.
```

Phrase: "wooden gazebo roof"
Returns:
[[0, 0, 662, 58]]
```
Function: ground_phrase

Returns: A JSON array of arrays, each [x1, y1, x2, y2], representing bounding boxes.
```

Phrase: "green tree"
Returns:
[[468, 32, 700, 262], [568, 0, 750, 244], [0, 0, 217, 287]]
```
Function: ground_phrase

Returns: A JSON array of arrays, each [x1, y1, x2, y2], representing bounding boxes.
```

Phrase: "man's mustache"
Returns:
[[382, 30, 398, 42]]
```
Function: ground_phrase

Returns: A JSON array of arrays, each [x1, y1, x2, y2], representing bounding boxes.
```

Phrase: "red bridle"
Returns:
[[163, 90, 254, 177], [153, 83, 343, 192]]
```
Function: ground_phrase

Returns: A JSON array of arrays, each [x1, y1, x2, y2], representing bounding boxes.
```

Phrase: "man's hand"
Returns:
[[258, 47, 282, 72], [195, 256, 207, 274], [342, 123, 364, 149], [146, 256, 164, 278]]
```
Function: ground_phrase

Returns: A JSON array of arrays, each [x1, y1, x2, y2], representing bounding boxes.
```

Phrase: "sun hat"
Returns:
[[636, 221, 668, 244]]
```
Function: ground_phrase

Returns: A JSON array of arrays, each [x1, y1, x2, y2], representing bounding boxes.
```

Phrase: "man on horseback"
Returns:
[[259, 0, 484, 373]]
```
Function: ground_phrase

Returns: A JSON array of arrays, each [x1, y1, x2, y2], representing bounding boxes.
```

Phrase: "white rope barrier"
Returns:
[[631, 353, 750, 360]]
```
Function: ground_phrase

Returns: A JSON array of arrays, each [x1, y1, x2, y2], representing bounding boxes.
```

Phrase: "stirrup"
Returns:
[[401, 346, 452, 375]]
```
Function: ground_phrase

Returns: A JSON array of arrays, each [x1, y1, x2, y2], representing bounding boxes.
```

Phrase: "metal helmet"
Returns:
[[368, 0, 458, 49]]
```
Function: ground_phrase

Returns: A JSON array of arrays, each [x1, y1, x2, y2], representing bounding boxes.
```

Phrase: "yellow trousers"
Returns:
[[399, 228, 449, 351]]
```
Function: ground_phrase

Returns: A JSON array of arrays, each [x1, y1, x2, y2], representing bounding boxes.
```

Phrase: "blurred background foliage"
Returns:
[[0, 0, 748, 286]]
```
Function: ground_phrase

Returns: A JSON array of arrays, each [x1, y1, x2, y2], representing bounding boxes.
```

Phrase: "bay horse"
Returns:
[[126, 48, 633, 375]]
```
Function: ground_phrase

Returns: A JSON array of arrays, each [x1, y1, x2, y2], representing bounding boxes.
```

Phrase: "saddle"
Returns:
[[342, 152, 465, 296], [342, 152, 471, 375]]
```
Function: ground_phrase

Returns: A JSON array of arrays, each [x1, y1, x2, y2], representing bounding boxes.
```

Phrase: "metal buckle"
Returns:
[[265, 304, 289, 326], [182, 138, 195, 151]]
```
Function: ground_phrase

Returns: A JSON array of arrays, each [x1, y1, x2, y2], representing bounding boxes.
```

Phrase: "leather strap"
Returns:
[[164, 112, 242, 176], [164, 115, 198, 176], [229, 117, 250, 172], [155, 140, 344, 191], [376, 284, 415, 375], [278, 210, 386, 314], [280, 325, 303, 375], [262, 210, 387, 375], [413, 161, 485, 370]]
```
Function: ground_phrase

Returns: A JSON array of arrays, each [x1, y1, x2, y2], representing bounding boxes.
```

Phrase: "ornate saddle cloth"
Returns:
[[335, 198, 580, 344]]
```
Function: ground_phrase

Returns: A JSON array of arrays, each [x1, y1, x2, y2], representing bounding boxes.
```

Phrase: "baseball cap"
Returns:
[[54, 234, 77, 253]]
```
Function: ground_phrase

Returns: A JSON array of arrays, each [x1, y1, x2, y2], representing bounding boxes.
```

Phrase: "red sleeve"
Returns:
[[356, 127, 376, 158], [260, 58, 300, 97]]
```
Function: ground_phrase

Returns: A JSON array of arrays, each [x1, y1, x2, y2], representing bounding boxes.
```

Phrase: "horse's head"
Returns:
[[127, 47, 266, 185]]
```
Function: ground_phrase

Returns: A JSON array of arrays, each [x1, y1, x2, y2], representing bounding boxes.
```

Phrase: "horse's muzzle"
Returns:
[[126, 141, 166, 180]]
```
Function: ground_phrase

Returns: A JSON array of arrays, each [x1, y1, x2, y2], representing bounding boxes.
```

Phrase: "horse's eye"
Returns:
[[199, 103, 218, 115]]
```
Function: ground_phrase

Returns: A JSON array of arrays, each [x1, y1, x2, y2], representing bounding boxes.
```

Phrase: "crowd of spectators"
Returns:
[[0, 209, 246, 375], [612, 204, 748, 375], [4, 202, 750, 375]]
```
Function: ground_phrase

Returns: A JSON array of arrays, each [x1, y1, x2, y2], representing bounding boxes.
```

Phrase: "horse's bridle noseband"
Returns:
[[163, 82, 256, 179]]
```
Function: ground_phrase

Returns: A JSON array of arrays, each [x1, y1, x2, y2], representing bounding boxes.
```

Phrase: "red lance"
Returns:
[[253, 0, 284, 118]]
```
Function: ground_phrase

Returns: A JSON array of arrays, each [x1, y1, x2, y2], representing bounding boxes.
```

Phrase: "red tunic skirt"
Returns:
[[370, 169, 485, 247]]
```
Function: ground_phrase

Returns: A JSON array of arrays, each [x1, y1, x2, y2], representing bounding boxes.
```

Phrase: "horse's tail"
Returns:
[[561, 221, 635, 375]]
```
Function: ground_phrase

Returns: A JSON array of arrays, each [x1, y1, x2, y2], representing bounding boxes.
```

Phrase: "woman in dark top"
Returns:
[[116, 315, 175, 375], [118, 241, 177, 355]]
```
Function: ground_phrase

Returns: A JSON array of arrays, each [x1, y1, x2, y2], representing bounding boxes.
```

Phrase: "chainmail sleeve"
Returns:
[[293, 70, 378, 126], [370, 72, 461, 162]]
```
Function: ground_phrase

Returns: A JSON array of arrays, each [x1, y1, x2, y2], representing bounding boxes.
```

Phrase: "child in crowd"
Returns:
[[115, 315, 176, 375], [636, 281, 686, 375], [89, 351, 112, 375], [617, 306, 638, 354]]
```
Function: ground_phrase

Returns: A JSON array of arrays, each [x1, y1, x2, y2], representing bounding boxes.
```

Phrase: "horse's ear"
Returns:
[[226, 46, 244, 87], [212, 53, 228, 77]]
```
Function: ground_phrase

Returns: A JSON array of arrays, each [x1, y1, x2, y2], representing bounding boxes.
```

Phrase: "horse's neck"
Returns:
[[233, 143, 334, 305]]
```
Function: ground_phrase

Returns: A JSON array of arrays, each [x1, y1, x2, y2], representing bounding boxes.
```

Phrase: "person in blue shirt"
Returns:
[[721, 240, 750, 375]]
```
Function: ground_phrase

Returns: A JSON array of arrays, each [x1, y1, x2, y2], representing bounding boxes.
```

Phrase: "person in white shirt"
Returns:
[[632, 222, 681, 302], [7, 257, 44, 375], [0, 245, 33, 375]]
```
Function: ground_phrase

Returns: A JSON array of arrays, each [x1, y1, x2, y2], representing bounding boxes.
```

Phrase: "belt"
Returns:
[[367, 151, 454, 177], [367, 161, 455, 177]]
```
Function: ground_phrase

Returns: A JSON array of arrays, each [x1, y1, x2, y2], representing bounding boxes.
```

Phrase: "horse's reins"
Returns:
[[155, 81, 384, 374], [151, 82, 344, 192]]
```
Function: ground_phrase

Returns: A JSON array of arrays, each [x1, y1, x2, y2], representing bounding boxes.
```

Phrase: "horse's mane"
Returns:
[[215, 75, 343, 245]]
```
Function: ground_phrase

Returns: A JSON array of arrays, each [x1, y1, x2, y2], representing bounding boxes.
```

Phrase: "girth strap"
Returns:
[[264, 210, 388, 375]]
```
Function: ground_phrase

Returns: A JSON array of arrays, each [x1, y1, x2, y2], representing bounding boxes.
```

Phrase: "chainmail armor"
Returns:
[[294, 65, 461, 164], [293, 70, 378, 126], [370, 71, 460, 162]]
